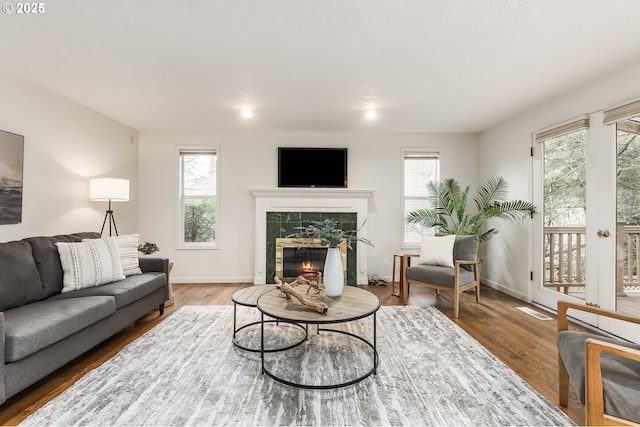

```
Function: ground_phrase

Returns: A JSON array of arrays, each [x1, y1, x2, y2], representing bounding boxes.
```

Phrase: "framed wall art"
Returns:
[[0, 130, 24, 224]]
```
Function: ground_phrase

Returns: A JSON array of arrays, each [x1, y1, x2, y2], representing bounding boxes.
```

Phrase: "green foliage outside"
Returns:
[[184, 199, 216, 242], [544, 127, 640, 227], [617, 131, 640, 225], [543, 130, 587, 227]]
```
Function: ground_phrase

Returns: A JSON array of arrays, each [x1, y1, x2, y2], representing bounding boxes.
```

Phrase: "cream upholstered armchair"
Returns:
[[557, 301, 640, 425], [402, 235, 480, 318]]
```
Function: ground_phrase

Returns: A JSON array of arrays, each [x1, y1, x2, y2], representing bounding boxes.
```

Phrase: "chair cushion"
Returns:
[[3, 296, 115, 362], [557, 330, 640, 423], [406, 264, 476, 287], [454, 235, 479, 271], [48, 272, 166, 309]]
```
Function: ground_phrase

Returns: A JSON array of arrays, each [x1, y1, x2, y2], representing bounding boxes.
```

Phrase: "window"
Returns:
[[402, 149, 439, 246], [179, 148, 218, 247]]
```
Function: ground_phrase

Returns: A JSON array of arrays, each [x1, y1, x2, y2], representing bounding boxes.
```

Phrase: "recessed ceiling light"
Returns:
[[365, 110, 377, 120], [241, 108, 253, 118]]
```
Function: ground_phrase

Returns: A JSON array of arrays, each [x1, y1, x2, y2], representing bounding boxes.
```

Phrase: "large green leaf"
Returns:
[[405, 176, 537, 242]]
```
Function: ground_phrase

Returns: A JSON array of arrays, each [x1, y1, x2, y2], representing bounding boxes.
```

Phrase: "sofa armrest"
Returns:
[[585, 338, 640, 425], [139, 257, 170, 302], [139, 257, 169, 277]]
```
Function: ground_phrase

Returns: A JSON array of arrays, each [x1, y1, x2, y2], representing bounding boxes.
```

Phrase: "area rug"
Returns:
[[21, 305, 574, 426]]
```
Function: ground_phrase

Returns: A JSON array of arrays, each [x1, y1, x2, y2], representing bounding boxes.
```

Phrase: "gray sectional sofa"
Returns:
[[0, 232, 169, 404]]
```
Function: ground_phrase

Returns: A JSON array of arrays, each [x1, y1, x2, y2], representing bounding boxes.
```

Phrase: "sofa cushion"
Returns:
[[558, 330, 640, 423], [406, 264, 476, 287], [0, 241, 43, 311], [3, 296, 115, 362], [56, 237, 125, 293], [25, 232, 100, 299], [49, 272, 166, 309]]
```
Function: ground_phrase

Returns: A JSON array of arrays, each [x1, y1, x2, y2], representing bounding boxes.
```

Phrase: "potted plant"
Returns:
[[405, 177, 536, 242], [288, 218, 373, 297], [137, 241, 160, 255]]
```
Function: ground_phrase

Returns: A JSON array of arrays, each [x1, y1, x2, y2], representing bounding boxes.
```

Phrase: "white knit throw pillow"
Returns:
[[111, 234, 143, 276], [56, 237, 125, 293]]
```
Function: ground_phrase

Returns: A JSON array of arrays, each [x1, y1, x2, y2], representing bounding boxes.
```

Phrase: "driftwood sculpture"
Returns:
[[286, 274, 325, 297], [274, 276, 329, 314]]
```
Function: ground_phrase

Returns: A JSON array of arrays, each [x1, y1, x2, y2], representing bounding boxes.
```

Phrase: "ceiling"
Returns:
[[2, 0, 640, 133]]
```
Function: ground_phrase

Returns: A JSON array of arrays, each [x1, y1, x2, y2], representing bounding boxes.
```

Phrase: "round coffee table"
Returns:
[[231, 285, 307, 352], [257, 285, 380, 389]]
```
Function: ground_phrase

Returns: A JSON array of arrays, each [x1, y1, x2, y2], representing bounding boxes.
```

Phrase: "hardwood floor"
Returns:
[[0, 282, 592, 425]]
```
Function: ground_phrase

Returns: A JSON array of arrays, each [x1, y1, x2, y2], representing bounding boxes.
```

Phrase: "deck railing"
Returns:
[[544, 223, 640, 293]]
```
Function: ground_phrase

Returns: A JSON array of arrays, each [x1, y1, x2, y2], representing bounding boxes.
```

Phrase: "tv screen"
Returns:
[[278, 147, 348, 188]]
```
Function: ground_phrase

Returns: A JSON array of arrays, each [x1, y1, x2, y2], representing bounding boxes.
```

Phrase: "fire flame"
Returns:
[[301, 261, 313, 271]]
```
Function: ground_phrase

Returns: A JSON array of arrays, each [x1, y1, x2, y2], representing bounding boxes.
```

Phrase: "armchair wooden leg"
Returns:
[[559, 355, 569, 407], [453, 291, 460, 319], [475, 284, 480, 303], [400, 277, 408, 302]]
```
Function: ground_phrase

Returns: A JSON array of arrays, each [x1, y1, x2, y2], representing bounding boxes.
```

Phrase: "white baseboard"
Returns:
[[172, 277, 254, 284], [481, 276, 530, 302]]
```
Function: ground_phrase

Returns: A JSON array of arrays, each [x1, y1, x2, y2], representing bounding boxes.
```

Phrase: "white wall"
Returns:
[[138, 130, 478, 283], [0, 69, 139, 242], [478, 61, 640, 301]]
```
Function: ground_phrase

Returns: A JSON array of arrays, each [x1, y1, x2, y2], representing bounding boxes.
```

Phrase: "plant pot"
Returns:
[[323, 247, 344, 297]]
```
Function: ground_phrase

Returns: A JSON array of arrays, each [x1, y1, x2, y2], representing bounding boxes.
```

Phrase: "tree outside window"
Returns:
[[180, 150, 217, 245]]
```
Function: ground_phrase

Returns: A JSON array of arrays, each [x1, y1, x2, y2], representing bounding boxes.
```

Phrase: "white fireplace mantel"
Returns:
[[251, 188, 374, 285]]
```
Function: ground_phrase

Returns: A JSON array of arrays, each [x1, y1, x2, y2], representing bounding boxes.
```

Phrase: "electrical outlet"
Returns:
[[383, 259, 389, 268]]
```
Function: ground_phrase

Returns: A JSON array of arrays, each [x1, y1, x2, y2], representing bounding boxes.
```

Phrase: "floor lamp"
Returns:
[[89, 178, 130, 237]]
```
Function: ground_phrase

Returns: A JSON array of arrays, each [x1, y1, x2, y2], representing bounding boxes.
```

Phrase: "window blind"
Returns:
[[403, 152, 439, 159], [534, 118, 589, 143], [179, 148, 216, 155], [603, 100, 640, 124]]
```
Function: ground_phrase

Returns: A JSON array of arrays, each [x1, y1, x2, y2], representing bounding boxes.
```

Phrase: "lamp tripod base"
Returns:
[[99, 199, 119, 237]]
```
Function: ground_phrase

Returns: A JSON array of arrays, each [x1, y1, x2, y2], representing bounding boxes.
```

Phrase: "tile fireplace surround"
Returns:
[[251, 188, 373, 285]]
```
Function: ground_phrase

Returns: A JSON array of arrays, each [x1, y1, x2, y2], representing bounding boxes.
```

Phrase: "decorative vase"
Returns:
[[323, 247, 344, 297]]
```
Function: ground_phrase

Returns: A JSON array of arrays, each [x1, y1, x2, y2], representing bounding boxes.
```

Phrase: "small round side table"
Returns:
[[231, 285, 307, 353]]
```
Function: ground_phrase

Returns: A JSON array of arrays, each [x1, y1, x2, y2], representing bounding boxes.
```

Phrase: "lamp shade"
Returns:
[[89, 178, 129, 201]]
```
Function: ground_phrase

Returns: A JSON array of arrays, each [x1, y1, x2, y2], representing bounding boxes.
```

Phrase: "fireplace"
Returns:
[[251, 188, 373, 285], [275, 238, 347, 282]]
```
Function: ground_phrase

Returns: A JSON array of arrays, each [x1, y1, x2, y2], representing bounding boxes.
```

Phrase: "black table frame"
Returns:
[[232, 291, 307, 353], [258, 295, 378, 389]]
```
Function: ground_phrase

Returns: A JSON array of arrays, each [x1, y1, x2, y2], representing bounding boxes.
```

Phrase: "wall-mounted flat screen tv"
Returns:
[[278, 147, 348, 188]]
